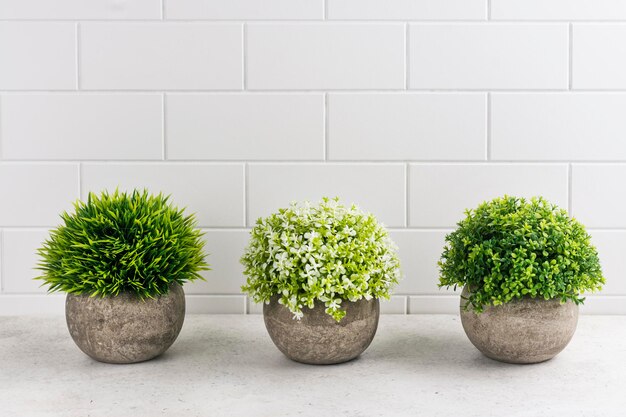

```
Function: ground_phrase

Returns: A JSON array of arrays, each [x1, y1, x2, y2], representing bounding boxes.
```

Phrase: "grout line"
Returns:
[[161, 0, 165, 20], [405, 23, 410, 89], [5, 88, 626, 93], [486, 92, 491, 160], [324, 93, 329, 160], [323, 0, 328, 20], [242, 23, 247, 90], [394, 227, 458, 231], [243, 163, 249, 227], [200, 227, 251, 232], [0, 95, 3, 160], [569, 23, 574, 90], [75, 23, 81, 90], [78, 163, 82, 200], [185, 294, 248, 297], [0, 228, 3, 293], [3, 159, 621, 164], [162, 93, 167, 160], [3, 18, 626, 22], [7, 88, 626, 94], [389, 227, 454, 232], [405, 163, 410, 227], [2, 224, 626, 232], [487, 0, 492, 20], [568, 163, 573, 214]]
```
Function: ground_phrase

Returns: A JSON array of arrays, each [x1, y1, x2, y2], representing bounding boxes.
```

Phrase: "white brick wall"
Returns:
[[166, 94, 324, 160], [2, 94, 163, 159], [246, 23, 405, 89], [0, 23, 76, 90], [409, 23, 569, 89], [1, 0, 625, 315]]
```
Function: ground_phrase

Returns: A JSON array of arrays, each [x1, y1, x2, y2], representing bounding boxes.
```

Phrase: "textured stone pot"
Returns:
[[263, 296, 380, 365], [459, 286, 578, 364], [65, 284, 185, 364]]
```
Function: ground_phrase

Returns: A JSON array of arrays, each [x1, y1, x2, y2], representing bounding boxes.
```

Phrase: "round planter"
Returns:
[[65, 284, 185, 364], [263, 296, 380, 365], [459, 287, 578, 364]]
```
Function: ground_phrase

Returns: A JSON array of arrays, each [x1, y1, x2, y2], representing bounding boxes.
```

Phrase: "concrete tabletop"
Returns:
[[0, 315, 624, 417]]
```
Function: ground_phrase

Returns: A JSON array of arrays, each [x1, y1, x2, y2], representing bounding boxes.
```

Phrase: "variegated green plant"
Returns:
[[36, 189, 209, 298], [439, 195, 605, 313], [241, 198, 401, 321]]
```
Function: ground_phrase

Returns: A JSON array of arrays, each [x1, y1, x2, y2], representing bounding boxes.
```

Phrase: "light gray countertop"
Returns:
[[1, 315, 624, 417]]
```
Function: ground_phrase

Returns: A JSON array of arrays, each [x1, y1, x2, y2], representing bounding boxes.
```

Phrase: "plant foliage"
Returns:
[[36, 189, 209, 298], [241, 198, 401, 321], [439, 195, 604, 313]]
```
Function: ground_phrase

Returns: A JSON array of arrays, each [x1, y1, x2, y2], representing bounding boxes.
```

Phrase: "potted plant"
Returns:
[[241, 198, 401, 365], [439, 196, 604, 364], [36, 190, 209, 364]]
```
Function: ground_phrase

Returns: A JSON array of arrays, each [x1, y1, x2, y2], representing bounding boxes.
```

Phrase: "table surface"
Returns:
[[0, 314, 624, 417]]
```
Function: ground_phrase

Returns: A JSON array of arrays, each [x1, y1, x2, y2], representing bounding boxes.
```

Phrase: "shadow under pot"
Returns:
[[65, 284, 185, 364], [459, 286, 578, 364], [263, 295, 380, 365]]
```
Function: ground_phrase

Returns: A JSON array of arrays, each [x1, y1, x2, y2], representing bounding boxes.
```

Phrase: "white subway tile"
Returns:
[[0, 164, 79, 227], [247, 299, 263, 314], [0, 23, 75, 90], [408, 295, 458, 314], [328, 93, 486, 161], [573, 24, 626, 89], [0, 0, 160, 19], [391, 230, 455, 295], [579, 296, 626, 314], [185, 230, 249, 294], [409, 23, 568, 89], [81, 23, 242, 90], [167, 94, 324, 160], [247, 23, 405, 90], [328, 0, 486, 20], [0, 295, 64, 315], [492, 0, 626, 21], [186, 295, 246, 314], [248, 164, 405, 227], [492, 93, 626, 161], [379, 296, 407, 314], [81, 163, 245, 227], [589, 231, 626, 295], [572, 165, 626, 228], [409, 164, 568, 227], [165, 0, 323, 20], [1, 94, 162, 160], [2, 230, 48, 294]]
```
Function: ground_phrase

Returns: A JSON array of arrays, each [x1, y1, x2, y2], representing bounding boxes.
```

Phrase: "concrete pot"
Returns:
[[65, 284, 185, 364], [459, 286, 578, 364], [263, 296, 380, 365]]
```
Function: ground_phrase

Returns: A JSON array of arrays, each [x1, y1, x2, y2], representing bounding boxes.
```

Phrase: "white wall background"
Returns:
[[0, 0, 625, 314]]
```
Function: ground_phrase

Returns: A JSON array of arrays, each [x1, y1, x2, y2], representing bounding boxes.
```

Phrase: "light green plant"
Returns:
[[241, 198, 401, 321], [439, 195, 604, 313], [36, 189, 209, 298]]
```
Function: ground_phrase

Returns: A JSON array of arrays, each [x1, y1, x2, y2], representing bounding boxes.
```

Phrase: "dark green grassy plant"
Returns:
[[439, 196, 604, 313], [36, 189, 209, 298]]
